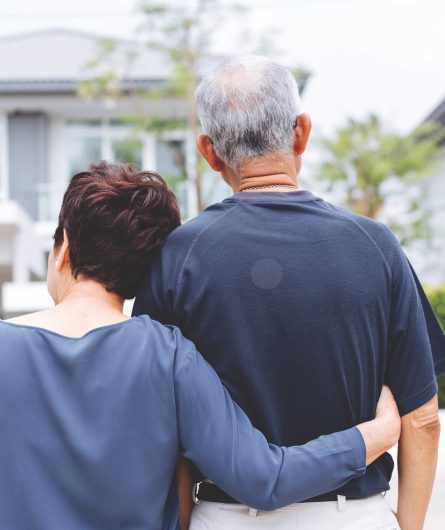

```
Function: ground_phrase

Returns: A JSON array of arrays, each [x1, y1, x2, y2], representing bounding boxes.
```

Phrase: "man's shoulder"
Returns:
[[163, 200, 237, 250], [319, 200, 401, 265], [320, 200, 395, 242]]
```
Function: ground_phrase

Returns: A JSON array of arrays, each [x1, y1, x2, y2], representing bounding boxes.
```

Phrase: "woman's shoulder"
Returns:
[[2, 312, 156, 342], [3, 309, 131, 339], [144, 317, 183, 347], [145, 318, 198, 362], [6, 309, 54, 327], [1, 312, 192, 363]]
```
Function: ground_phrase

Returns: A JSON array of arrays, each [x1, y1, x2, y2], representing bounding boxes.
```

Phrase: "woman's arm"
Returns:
[[173, 330, 400, 511]]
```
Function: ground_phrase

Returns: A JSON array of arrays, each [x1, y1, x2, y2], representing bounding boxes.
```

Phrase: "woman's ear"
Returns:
[[55, 229, 71, 272], [196, 135, 226, 172], [293, 113, 312, 155]]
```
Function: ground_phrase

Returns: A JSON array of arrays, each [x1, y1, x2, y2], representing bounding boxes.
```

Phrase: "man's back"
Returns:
[[134, 190, 437, 499]]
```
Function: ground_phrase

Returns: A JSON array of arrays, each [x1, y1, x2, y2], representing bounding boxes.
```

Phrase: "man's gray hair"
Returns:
[[195, 55, 301, 169]]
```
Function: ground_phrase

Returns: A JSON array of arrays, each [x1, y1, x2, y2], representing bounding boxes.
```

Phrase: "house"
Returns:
[[0, 28, 229, 317], [411, 98, 445, 285]]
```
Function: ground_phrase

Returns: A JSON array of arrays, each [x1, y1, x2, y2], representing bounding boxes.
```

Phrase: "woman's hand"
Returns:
[[356, 385, 401, 466]]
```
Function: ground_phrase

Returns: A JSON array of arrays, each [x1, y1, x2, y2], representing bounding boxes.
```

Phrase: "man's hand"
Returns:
[[356, 385, 401, 466]]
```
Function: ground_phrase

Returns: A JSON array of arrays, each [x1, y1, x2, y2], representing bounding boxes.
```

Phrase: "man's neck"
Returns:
[[238, 173, 298, 192], [230, 155, 299, 192]]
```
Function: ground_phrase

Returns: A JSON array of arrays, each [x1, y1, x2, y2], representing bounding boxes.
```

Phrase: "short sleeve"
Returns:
[[385, 243, 438, 416], [406, 260, 445, 377]]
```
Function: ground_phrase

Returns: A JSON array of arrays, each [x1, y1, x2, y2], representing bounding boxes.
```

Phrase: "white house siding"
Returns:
[[423, 160, 445, 284], [0, 111, 9, 202], [0, 201, 46, 315]]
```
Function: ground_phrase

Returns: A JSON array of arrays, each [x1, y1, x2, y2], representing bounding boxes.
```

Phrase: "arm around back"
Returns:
[[172, 329, 399, 511]]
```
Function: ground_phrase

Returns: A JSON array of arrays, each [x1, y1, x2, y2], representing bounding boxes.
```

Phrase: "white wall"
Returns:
[[406, 157, 445, 286], [0, 111, 9, 201]]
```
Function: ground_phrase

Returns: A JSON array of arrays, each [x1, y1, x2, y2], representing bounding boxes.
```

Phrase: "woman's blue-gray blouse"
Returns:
[[0, 316, 366, 529]]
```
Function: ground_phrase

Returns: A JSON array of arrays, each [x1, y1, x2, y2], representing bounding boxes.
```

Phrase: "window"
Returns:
[[58, 120, 192, 220], [68, 136, 102, 177], [156, 138, 188, 217], [111, 137, 143, 167], [65, 120, 144, 180]]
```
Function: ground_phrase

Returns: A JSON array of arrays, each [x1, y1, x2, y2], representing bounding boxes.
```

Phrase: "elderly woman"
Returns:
[[0, 162, 399, 529]]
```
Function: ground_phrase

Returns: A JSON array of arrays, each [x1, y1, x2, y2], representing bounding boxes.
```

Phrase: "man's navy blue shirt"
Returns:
[[134, 190, 445, 499]]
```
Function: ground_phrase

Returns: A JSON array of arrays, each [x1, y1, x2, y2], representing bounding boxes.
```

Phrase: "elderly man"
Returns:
[[134, 56, 445, 529]]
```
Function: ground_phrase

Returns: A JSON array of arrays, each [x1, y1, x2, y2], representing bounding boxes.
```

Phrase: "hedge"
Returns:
[[426, 285, 445, 408]]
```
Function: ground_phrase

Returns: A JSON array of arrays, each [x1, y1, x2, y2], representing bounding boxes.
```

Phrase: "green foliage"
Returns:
[[77, 38, 123, 101], [426, 287, 445, 326], [438, 375, 445, 409], [78, 0, 224, 210], [426, 286, 445, 408], [111, 137, 143, 166], [291, 67, 311, 87], [126, 113, 187, 135], [318, 114, 445, 244]]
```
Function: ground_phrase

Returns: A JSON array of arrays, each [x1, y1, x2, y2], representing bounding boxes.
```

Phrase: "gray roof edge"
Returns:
[[0, 78, 165, 94], [0, 27, 138, 45], [423, 97, 445, 125]]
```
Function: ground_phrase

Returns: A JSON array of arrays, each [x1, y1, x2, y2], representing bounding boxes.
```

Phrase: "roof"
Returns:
[[0, 28, 309, 96], [0, 28, 172, 94], [424, 97, 445, 127]]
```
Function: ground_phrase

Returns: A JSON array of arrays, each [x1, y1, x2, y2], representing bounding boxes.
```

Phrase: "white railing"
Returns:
[[0, 200, 46, 282]]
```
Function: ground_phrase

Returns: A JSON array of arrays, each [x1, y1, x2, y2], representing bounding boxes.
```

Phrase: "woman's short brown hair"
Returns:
[[54, 161, 181, 299]]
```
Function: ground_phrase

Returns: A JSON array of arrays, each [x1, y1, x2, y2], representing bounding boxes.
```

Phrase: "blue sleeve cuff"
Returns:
[[348, 427, 367, 477]]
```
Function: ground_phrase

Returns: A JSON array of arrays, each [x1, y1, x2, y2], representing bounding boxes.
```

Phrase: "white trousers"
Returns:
[[190, 493, 401, 530]]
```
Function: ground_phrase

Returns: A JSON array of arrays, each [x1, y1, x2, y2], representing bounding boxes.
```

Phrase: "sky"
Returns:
[[0, 0, 444, 136]]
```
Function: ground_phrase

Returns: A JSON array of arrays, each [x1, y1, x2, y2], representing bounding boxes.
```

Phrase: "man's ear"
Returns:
[[196, 135, 226, 172], [56, 229, 71, 273], [293, 113, 312, 155]]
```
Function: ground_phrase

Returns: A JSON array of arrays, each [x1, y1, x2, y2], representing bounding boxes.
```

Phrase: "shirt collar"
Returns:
[[227, 190, 319, 202]]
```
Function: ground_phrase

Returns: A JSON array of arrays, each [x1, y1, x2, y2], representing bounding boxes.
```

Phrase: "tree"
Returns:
[[425, 286, 445, 408], [317, 114, 445, 245], [79, 0, 241, 212], [135, 0, 224, 211], [79, 0, 310, 213]]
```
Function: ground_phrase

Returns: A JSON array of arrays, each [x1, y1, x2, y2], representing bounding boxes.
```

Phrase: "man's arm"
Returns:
[[378, 228, 442, 528], [396, 395, 440, 530]]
